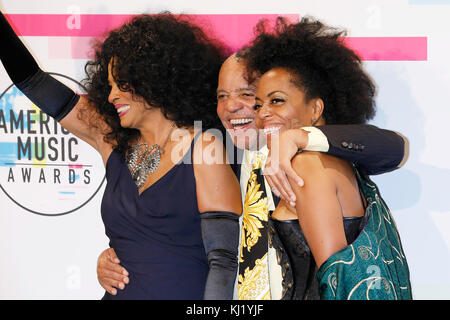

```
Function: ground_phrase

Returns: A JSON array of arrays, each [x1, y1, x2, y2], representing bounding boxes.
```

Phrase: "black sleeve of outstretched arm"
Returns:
[[317, 124, 406, 175], [0, 11, 79, 121], [200, 211, 240, 300]]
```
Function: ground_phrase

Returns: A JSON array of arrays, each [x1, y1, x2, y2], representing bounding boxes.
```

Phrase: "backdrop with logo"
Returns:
[[0, 0, 448, 299]]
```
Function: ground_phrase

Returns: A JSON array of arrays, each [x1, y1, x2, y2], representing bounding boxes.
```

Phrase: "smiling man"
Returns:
[[216, 54, 260, 151], [96, 52, 407, 300]]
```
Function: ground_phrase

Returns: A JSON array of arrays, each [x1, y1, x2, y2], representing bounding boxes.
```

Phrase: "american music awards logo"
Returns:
[[0, 73, 105, 216]]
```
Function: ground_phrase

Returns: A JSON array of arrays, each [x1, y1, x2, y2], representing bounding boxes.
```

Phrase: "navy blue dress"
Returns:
[[101, 134, 209, 299]]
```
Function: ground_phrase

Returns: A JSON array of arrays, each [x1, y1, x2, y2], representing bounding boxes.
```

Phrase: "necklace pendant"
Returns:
[[127, 142, 162, 188], [126, 124, 175, 188]]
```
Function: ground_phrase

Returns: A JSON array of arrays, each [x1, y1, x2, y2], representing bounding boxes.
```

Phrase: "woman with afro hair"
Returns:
[[244, 16, 412, 300], [1, 12, 242, 299]]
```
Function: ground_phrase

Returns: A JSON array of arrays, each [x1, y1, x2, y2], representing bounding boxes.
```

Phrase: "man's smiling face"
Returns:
[[216, 55, 261, 150]]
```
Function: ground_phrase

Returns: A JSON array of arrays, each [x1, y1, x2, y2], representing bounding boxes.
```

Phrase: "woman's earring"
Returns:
[[311, 118, 318, 126]]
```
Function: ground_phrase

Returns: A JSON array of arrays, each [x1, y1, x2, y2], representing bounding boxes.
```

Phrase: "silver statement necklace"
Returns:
[[126, 124, 175, 188]]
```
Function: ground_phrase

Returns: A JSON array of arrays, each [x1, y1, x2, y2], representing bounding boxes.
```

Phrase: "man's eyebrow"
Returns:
[[216, 87, 255, 94], [236, 87, 256, 92]]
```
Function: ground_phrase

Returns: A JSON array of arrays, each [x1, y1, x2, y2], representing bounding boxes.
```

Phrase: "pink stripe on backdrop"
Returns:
[[6, 13, 298, 54], [342, 37, 427, 61], [6, 14, 138, 37], [6, 14, 427, 61]]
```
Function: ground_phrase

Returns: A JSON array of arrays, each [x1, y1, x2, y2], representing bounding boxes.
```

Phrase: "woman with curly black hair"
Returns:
[[1, 12, 241, 299], [244, 17, 412, 300]]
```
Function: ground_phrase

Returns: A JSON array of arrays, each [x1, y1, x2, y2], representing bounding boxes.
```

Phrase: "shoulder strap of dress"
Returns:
[[352, 164, 369, 209]]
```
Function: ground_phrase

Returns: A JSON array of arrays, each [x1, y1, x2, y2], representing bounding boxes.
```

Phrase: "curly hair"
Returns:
[[243, 16, 376, 125], [82, 13, 228, 155]]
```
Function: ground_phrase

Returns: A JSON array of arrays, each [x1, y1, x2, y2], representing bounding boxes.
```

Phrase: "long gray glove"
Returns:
[[200, 211, 240, 300]]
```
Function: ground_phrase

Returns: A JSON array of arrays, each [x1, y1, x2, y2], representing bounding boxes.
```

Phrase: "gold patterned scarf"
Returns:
[[237, 154, 271, 300]]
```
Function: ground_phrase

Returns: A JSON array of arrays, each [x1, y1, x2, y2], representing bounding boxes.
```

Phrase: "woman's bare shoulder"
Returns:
[[291, 151, 352, 177]]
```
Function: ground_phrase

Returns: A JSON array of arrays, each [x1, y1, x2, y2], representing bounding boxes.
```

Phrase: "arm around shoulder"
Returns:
[[316, 124, 407, 175]]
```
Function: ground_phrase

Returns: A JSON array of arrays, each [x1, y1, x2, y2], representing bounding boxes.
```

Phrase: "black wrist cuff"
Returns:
[[17, 70, 80, 121]]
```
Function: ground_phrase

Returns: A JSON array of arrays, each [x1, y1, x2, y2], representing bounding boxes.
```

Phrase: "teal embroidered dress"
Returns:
[[317, 169, 412, 300]]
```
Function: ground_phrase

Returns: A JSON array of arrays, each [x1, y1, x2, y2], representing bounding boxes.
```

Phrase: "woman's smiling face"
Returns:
[[254, 67, 323, 143], [107, 59, 153, 130]]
